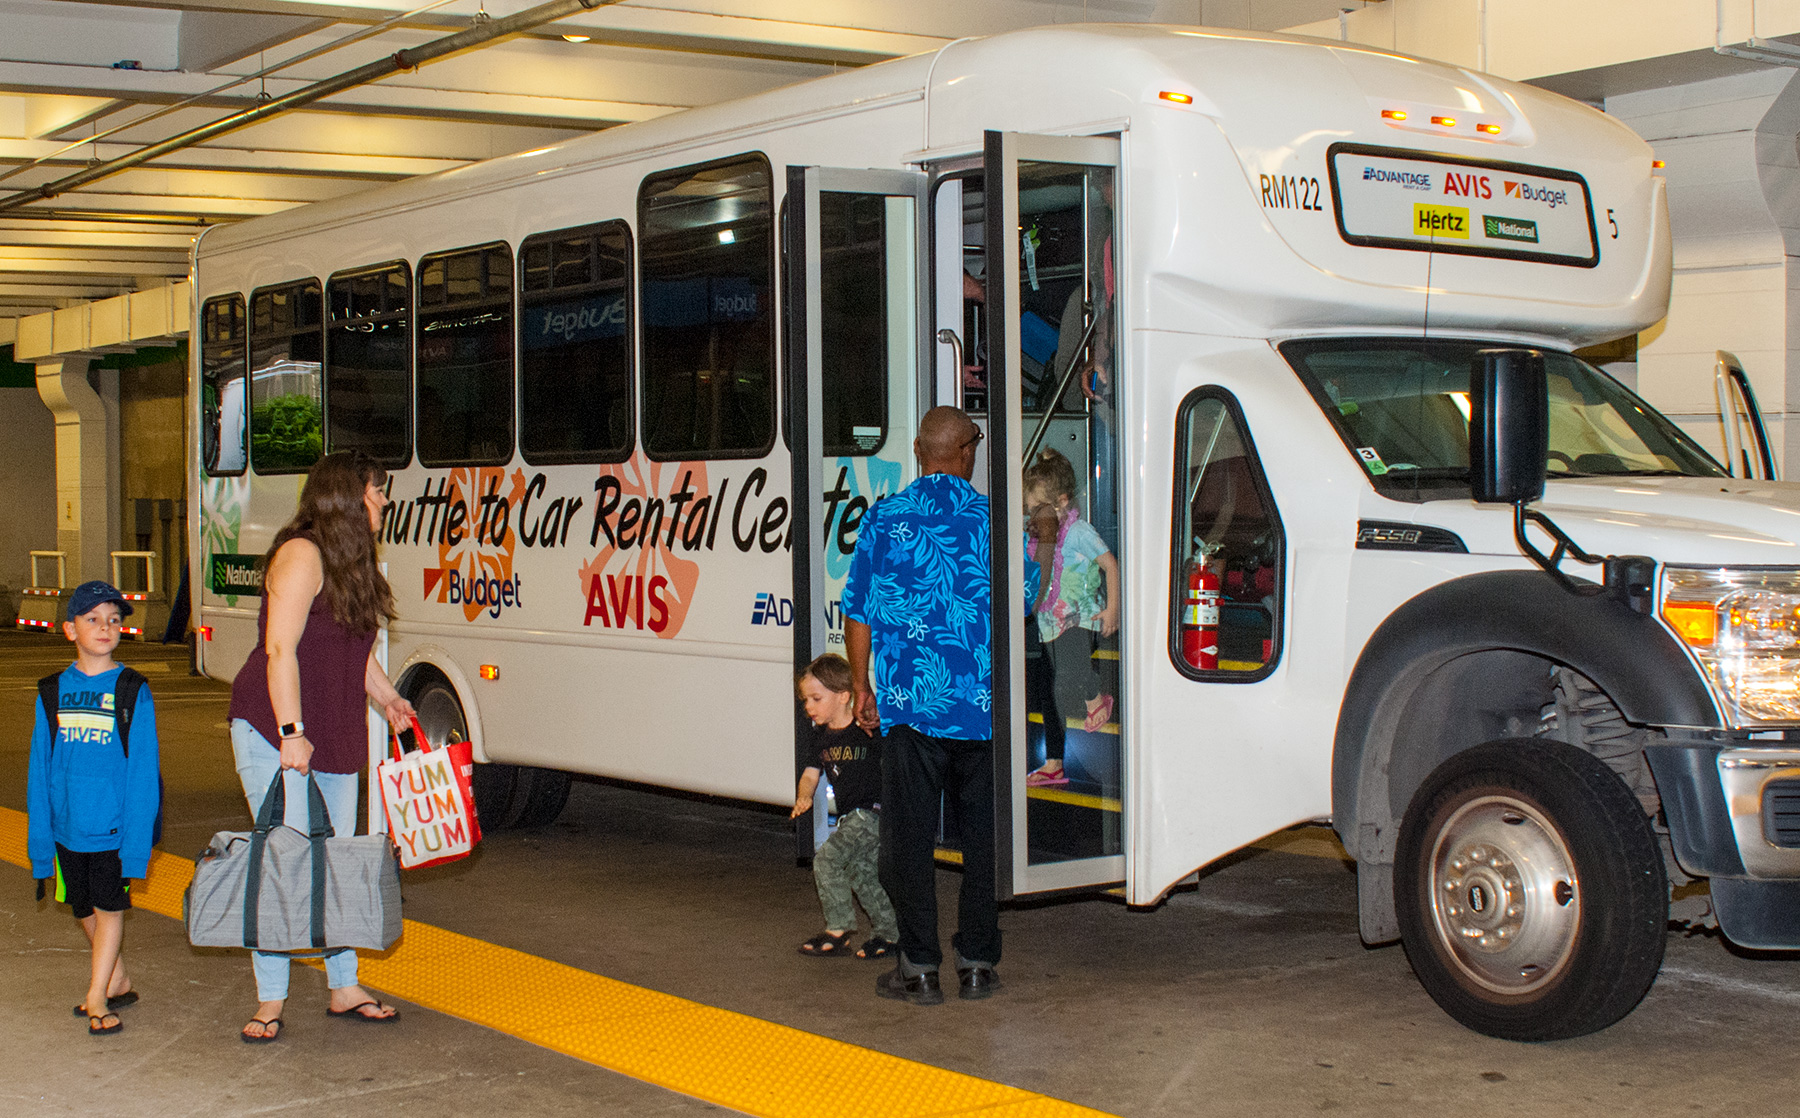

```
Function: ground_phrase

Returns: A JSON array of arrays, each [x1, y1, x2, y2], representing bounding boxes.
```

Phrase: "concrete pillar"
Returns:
[[35, 356, 120, 587]]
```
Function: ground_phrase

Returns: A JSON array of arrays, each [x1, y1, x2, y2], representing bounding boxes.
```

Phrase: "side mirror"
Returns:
[[1469, 348, 1548, 505]]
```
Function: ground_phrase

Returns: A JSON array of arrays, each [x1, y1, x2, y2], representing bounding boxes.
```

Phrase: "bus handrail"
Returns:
[[1022, 305, 1098, 464]]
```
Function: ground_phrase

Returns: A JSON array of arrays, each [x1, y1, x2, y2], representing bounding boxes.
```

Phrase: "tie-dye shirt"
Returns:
[[841, 472, 993, 739]]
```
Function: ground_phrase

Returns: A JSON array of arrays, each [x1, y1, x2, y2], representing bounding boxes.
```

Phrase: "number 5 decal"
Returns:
[[1607, 208, 1618, 239]]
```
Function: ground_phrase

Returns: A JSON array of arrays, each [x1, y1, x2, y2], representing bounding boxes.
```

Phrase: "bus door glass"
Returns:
[[786, 166, 927, 854], [983, 132, 1125, 896]]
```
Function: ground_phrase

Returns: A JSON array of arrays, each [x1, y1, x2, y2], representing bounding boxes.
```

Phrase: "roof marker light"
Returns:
[[1159, 91, 1193, 104], [1431, 115, 1457, 127], [1476, 123, 1502, 135], [1381, 109, 1407, 121]]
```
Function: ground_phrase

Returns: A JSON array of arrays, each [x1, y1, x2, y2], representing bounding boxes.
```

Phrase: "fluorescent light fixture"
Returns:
[[718, 229, 736, 244], [561, 33, 591, 42]]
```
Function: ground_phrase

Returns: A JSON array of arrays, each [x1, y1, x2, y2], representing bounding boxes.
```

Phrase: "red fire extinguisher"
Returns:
[[1181, 558, 1220, 670]]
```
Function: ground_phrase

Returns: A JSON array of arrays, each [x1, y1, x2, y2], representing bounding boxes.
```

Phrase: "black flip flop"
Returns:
[[87, 1013, 122, 1036], [241, 1017, 282, 1044], [798, 931, 853, 956], [327, 1001, 399, 1023], [72, 990, 138, 1016]]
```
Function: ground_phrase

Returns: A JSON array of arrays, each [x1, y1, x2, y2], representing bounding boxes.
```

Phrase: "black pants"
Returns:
[[879, 725, 1000, 970]]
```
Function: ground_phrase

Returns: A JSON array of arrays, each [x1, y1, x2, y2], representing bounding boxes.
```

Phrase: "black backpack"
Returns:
[[38, 667, 163, 846]]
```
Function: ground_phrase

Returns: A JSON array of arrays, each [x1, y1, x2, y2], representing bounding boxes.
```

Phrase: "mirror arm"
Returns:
[[1512, 502, 1655, 613]]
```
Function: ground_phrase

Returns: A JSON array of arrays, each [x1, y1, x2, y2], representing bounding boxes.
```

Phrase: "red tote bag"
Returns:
[[377, 717, 482, 869]]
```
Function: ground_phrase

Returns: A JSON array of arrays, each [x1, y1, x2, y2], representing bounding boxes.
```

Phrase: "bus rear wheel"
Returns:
[[1394, 738, 1667, 1041]]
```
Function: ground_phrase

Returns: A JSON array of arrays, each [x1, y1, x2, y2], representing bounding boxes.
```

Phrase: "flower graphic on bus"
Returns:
[[428, 466, 525, 622], [199, 475, 251, 605], [578, 458, 705, 639]]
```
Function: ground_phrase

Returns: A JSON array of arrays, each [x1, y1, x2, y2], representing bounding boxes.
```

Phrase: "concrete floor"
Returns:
[[4, 630, 1800, 1117]]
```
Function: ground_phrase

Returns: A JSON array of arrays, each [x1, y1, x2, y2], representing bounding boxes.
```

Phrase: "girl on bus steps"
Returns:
[[226, 450, 416, 1043], [1024, 448, 1120, 785]]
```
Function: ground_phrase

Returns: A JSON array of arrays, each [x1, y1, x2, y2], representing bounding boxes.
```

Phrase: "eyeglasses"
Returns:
[[961, 429, 984, 451]]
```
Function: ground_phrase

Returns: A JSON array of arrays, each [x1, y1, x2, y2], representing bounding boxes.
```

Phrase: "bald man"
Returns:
[[842, 406, 1000, 1005]]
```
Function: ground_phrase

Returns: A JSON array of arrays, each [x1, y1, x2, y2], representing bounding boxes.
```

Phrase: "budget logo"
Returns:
[[425, 566, 523, 619], [750, 592, 793, 626]]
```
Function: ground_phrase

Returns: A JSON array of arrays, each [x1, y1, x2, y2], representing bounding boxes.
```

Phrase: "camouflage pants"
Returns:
[[814, 808, 898, 939]]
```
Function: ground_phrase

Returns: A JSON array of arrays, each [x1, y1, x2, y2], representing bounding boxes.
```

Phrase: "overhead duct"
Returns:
[[0, 0, 622, 217]]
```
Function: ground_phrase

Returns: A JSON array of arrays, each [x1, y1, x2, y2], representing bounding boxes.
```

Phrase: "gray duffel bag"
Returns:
[[185, 770, 400, 953]]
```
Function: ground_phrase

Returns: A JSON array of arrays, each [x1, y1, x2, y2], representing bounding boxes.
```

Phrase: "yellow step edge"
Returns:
[[0, 807, 1115, 1118]]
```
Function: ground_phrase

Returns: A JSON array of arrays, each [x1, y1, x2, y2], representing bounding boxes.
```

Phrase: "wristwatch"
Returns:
[[278, 721, 305, 739]]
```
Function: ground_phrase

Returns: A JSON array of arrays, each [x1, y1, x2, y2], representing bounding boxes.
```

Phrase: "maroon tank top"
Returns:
[[229, 545, 379, 774]]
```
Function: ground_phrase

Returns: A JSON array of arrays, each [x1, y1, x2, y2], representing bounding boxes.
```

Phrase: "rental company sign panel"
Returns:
[[1328, 144, 1598, 267]]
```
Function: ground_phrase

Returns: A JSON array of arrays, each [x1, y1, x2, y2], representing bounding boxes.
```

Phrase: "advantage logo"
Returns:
[[208, 553, 263, 596], [1363, 165, 1433, 191], [750, 592, 793, 626], [1484, 215, 1540, 243], [1413, 203, 1469, 239]]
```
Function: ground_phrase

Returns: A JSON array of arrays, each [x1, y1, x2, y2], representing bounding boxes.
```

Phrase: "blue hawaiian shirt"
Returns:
[[841, 472, 993, 738]]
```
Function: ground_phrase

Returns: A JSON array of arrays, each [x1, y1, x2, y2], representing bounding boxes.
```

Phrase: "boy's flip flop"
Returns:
[[72, 990, 138, 1016]]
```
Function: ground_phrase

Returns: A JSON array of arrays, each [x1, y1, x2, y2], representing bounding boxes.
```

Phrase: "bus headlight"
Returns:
[[1662, 567, 1800, 725]]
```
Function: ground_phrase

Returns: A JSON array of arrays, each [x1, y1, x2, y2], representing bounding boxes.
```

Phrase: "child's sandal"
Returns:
[[857, 936, 896, 959], [798, 931, 853, 957]]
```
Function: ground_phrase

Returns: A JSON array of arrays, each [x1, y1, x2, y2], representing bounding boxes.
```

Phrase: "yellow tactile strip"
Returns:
[[0, 806, 1112, 1118]]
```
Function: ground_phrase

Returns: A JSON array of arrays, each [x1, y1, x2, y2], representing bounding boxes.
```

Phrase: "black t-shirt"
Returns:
[[816, 723, 882, 815]]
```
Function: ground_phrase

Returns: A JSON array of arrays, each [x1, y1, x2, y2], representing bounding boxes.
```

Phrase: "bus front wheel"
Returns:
[[1394, 738, 1667, 1041], [407, 672, 569, 830]]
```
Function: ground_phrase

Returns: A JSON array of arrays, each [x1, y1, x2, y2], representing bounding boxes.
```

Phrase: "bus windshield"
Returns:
[[1282, 338, 1727, 501]]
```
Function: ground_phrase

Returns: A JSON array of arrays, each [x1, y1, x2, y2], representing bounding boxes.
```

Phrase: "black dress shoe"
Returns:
[[876, 965, 944, 1006], [957, 965, 1001, 1000]]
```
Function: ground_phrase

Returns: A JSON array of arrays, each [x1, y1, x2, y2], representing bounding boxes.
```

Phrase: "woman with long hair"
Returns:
[[227, 450, 414, 1043]]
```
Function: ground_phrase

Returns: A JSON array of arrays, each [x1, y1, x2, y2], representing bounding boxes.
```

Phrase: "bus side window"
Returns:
[[1170, 390, 1284, 677], [248, 280, 324, 475], [519, 220, 634, 464], [201, 294, 247, 476], [417, 243, 515, 467], [326, 262, 412, 468], [637, 154, 775, 460]]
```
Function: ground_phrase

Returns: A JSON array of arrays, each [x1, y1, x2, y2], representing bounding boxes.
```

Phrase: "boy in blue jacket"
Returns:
[[27, 581, 161, 1037]]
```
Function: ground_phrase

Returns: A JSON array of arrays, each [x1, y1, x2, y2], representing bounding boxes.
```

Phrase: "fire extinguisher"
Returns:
[[1181, 556, 1220, 671]]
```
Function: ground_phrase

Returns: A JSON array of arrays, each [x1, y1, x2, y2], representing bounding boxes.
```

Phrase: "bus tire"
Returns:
[[1394, 738, 1667, 1041], [513, 767, 572, 829], [408, 670, 522, 830]]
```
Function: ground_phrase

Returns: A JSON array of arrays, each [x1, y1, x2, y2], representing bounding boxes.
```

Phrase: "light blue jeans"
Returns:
[[230, 719, 361, 1001]]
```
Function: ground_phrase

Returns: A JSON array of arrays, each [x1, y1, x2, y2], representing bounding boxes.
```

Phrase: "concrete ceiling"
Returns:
[[0, 0, 1369, 322]]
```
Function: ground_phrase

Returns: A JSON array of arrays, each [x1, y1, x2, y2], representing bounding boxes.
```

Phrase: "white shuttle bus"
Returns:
[[191, 24, 1800, 1040]]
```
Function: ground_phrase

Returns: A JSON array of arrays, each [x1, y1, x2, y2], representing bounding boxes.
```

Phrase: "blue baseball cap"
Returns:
[[67, 580, 133, 621]]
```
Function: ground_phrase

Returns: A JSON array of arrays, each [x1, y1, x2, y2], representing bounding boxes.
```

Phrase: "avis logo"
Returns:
[[424, 567, 523, 619], [750, 592, 794, 626]]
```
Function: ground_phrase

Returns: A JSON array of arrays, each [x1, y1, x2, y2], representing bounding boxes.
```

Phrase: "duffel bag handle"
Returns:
[[243, 769, 331, 951]]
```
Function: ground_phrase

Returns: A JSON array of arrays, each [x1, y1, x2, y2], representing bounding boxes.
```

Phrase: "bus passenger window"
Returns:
[[326, 262, 411, 468], [248, 280, 323, 474], [1170, 391, 1284, 677], [637, 155, 774, 460], [201, 294, 247, 476], [417, 243, 515, 467], [519, 221, 633, 464]]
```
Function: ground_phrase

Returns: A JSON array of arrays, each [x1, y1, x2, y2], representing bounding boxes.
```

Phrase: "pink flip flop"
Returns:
[[1026, 767, 1070, 787], [1083, 693, 1115, 733]]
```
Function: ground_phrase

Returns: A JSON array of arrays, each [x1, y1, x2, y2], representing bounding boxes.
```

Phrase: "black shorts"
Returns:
[[54, 845, 130, 919]]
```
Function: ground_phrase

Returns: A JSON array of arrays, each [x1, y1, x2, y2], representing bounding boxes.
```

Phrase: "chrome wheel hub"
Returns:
[[1427, 795, 1579, 995]]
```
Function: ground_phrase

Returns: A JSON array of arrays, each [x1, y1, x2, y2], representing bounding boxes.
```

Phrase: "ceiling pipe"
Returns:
[[0, 0, 622, 217]]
